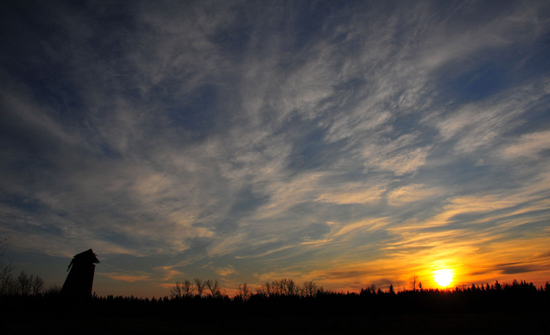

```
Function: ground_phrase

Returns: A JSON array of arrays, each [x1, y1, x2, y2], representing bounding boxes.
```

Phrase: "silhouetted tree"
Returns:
[[495, 280, 502, 291], [0, 239, 16, 296], [369, 284, 376, 293], [409, 274, 419, 291], [45, 284, 61, 296], [169, 279, 198, 299], [182, 279, 196, 297], [170, 281, 183, 299], [255, 283, 267, 296], [0, 264, 15, 296], [205, 279, 223, 298], [282, 278, 300, 296], [302, 281, 317, 297], [17, 271, 32, 296], [31, 274, 44, 296], [236, 283, 251, 300], [194, 278, 206, 297]]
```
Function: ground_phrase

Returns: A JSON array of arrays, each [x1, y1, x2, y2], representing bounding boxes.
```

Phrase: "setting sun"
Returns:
[[434, 269, 454, 288]]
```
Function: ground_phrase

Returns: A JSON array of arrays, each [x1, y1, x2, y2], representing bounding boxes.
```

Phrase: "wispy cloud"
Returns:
[[388, 184, 441, 206], [102, 273, 152, 283], [215, 265, 237, 277], [316, 184, 387, 205], [502, 130, 550, 159]]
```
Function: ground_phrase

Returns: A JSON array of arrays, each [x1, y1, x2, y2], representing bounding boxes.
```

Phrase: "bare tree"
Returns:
[[256, 281, 273, 297], [194, 278, 206, 297], [171, 279, 198, 298], [0, 262, 15, 296], [302, 281, 317, 297], [205, 279, 222, 298], [265, 281, 275, 296], [31, 275, 45, 296], [45, 284, 61, 295], [17, 271, 32, 296], [409, 273, 419, 291], [256, 278, 307, 298], [283, 278, 301, 296], [236, 282, 251, 300], [182, 279, 196, 297], [0, 243, 45, 297], [0, 239, 15, 296], [255, 284, 267, 296], [170, 281, 183, 299], [269, 280, 282, 296]]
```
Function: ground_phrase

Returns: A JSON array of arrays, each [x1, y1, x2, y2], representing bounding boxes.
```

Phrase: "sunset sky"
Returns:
[[1, 0, 550, 298]]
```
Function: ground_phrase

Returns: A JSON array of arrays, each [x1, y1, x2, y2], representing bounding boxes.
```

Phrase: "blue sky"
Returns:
[[1, 0, 550, 297]]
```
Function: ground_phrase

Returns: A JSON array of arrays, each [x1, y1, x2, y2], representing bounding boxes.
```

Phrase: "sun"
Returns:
[[434, 269, 453, 288]]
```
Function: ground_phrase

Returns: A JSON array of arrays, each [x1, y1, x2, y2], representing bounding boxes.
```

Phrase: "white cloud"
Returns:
[[388, 184, 440, 206], [433, 80, 547, 155], [215, 265, 237, 277], [360, 134, 431, 175], [502, 131, 550, 159], [102, 272, 151, 283], [374, 146, 431, 175], [316, 184, 386, 205]]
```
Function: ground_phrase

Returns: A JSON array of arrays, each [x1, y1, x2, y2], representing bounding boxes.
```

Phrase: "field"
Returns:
[[4, 311, 549, 334]]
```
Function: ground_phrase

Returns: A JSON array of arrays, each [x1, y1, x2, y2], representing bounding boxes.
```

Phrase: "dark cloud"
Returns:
[[469, 270, 493, 277], [373, 278, 394, 286], [500, 265, 538, 275], [535, 252, 550, 260], [497, 262, 523, 267], [322, 270, 370, 280]]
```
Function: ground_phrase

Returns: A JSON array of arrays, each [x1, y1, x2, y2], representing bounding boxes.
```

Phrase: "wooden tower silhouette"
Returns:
[[61, 249, 99, 299]]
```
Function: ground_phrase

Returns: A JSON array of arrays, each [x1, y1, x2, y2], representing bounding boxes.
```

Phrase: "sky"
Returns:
[[1, 0, 550, 298]]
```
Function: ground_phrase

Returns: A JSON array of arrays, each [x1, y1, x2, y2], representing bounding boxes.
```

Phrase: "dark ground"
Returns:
[[4, 311, 549, 334]]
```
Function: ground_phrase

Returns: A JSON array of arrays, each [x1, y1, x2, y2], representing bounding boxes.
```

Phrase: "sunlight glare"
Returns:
[[434, 269, 453, 288]]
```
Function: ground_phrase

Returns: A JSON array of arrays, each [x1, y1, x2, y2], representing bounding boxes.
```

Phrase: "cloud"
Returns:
[[500, 265, 539, 275], [102, 273, 151, 283], [502, 131, 550, 159], [321, 270, 371, 280], [154, 266, 185, 282], [359, 134, 431, 175], [432, 79, 549, 155], [316, 184, 386, 205], [215, 265, 237, 277], [331, 217, 390, 239], [388, 184, 440, 206], [372, 147, 431, 176], [235, 245, 296, 259]]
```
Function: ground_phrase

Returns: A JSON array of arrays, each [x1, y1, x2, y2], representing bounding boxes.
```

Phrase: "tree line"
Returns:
[[169, 278, 323, 300], [0, 240, 47, 297], [0, 269, 45, 296], [1, 276, 549, 320]]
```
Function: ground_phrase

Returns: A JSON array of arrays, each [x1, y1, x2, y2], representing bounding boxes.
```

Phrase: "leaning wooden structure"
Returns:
[[61, 249, 99, 299]]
